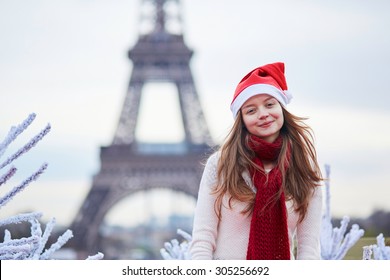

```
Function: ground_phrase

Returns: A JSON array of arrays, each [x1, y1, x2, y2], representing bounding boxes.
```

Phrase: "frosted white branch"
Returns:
[[3, 230, 11, 242], [0, 123, 51, 170], [0, 166, 17, 187], [86, 252, 104, 260], [0, 113, 36, 159], [320, 164, 364, 259], [30, 218, 42, 237], [0, 163, 48, 209], [362, 245, 373, 260], [0, 244, 31, 260], [0, 235, 39, 249], [369, 234, 390, 260], [0, 212, 43, 227], [40, 229, 74, 260], [160, 229, 192, 260], [177, 228, 192, 242], [32, 218, 56, 259]]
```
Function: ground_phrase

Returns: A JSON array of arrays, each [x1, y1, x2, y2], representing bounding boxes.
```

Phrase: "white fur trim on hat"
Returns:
[[230, 84, 292, 118]]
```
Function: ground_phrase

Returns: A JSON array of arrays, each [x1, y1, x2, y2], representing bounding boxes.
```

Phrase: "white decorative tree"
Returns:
[[320, 164, 365, 260], [160, 229, 192, 260], [0, 113, 103, 260], [362, 233, 390, 260]]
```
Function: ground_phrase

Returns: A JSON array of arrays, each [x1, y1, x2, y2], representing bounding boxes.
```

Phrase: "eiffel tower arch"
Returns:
[[70, 0, 214, 257]]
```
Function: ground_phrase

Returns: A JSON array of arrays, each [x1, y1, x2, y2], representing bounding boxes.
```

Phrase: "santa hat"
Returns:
[[230, 62, 293, 118]]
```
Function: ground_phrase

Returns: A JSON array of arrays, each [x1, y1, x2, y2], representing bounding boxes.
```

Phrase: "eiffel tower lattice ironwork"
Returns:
[[70, 0, 214, 256]]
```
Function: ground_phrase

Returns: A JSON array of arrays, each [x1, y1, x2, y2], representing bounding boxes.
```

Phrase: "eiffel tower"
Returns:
[[70, 0, 214, 257]]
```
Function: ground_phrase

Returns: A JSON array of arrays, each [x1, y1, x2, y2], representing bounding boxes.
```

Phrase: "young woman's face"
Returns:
[[241, 94, 284, 143]]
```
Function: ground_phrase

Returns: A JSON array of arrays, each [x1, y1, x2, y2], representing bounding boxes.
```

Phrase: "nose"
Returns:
[[257, 109, 269, 120]]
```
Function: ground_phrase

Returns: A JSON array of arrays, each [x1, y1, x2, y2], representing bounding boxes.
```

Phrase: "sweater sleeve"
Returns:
[[188, 153, 220, 260], [296, 186, 323, 260]]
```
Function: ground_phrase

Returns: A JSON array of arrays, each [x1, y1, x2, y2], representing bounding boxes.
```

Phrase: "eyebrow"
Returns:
[[242, 96, 276, 109]]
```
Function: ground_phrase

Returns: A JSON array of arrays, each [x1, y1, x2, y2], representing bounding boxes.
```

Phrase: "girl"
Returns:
[[189, 62, 323, 260]]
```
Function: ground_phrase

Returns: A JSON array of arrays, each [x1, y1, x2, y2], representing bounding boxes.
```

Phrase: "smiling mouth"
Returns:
[[259, 121, 273, 128]]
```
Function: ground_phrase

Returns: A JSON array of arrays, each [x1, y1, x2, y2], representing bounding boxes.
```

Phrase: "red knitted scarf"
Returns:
[[246, 134, 290, 260]]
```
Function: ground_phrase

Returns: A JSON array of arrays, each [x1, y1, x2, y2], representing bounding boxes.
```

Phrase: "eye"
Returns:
[[245, 107, 256, 114], [266, 101, 275, 107]]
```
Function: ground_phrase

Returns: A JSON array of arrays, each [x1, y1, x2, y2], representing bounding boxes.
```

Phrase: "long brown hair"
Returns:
[[213, 107, 322, 222]]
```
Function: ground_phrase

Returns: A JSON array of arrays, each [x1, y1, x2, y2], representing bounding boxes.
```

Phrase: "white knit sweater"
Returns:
[[189, 152, 323, 260]]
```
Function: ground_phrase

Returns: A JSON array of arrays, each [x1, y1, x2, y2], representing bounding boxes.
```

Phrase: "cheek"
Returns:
[[242, 115, 256, 128], [272, 108, 284, 123], [269, 111, 284, 130], [277, 115, 285, 131], [278, 113, 284, 125]]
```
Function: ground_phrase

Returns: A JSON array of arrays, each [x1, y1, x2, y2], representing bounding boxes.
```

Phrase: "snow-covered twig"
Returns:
[[40, 229, 74, 260], [0, 113, 36, 158], [86, 252, 104, 260], [160, 229, 192, 260], [364, 234, 390, 260], [0, 123, 51, 170], [0, 212, 43, 227], [0, 163, 48, 209], [0, 166, 17, 187], [320, 164, 364, 260]]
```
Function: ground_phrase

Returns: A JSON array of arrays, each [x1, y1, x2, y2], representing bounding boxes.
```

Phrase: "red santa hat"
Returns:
[[230, 62, 293, 118]]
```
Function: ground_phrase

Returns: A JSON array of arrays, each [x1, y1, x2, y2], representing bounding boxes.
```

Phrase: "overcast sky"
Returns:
[[1, 0, 390, 227]]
